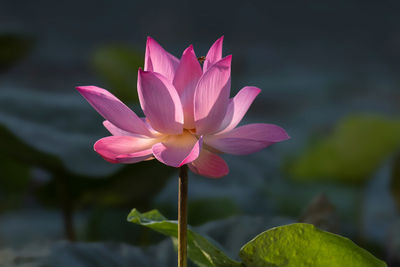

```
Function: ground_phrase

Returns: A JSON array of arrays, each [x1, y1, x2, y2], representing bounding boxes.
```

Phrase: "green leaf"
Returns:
[[91, 44, 143, 103], [239, 223, 386, 267], [288, 115, 400, 183], [127, 209, 241, 267]]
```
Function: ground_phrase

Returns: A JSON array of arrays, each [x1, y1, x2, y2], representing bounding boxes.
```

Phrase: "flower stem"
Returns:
[[178, 165, 188, 267]]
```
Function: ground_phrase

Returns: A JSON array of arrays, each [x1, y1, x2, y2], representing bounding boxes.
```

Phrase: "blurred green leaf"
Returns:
[[288, 115, 400, 183], [0, 88, 120, 176], [41, 240, 178, 266], [0, 33, 34, 72], [127, 209, 241, 267], [91, 44, 143, 103], [85, 208, 165, 245], [0, 122, 172, 213], [386, 220, 400, 265], [188, 198, 240, 226], [390, 153, 400, 212], [239, 223, 386, 267], [38, 159, 174, 212], [77, 160, 174, 207], [0, 157, 30, 210], [299, 193, 338, 233], [0, 124, 61, 170], [0, 158, 29, 191]]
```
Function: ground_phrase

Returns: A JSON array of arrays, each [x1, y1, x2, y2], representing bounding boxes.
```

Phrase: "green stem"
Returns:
[[178, 165, 188, 267]]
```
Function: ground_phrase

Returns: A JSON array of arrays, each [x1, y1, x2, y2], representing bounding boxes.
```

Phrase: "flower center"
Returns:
[[187, 128, 196, 134], [197, 56, 206, 64], [165, 129, 198, 147]]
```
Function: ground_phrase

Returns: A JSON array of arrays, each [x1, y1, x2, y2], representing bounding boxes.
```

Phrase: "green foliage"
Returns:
[[0, 33, 34, 72], [0, 88, 118, 176], [289, 115, 400, 183], [0, 158, 30, 191], [0, 125, 61, 170], [129, 209, 386, 267], [298, 193, 338, 233], [0, 88, 178, 242], [0, 121, 173, 215], [85, 208, 165, 245], [36, 155, 174, 212], [188, 197, 240, 225], [91, 44, 144, 103], [0, 124, 59, 209], [391, 153, 400, 211], [239, 223, 386, 267], [0, 157, 30, 210], [0, 86, 175, 210], [127, 209, 241, 267]]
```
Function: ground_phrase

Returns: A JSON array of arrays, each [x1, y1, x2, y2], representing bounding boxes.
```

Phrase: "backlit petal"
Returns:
[[137, 69, 184, 134], [218, 86, 261, 133], [173, 45, 202, 129], [194, 56, 232, 134], [203, 36, 224, 72], [152, 134, 202, 167], [94, 135, 160, 163], [140, 117, 162, 136], [76, 86, 152, 136], [188, 149, 229, 178], [103, 120, 135, 136], [144, 37, 179, 82], [204, 123, 290, 155]]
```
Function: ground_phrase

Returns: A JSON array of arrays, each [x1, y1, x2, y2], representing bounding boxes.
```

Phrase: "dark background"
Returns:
[[0, 1, 399, 266]]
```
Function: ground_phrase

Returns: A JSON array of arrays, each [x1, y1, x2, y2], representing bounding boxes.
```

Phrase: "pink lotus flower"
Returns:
[[77, 37, 289, 178]]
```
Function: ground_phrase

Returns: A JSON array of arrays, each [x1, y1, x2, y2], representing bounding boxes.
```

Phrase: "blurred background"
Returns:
[[1, 1, 400, 266]]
